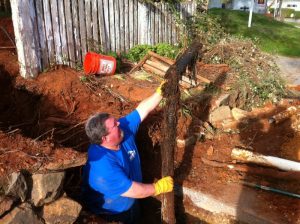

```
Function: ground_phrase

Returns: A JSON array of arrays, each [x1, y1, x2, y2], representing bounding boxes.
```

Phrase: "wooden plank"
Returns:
[[172, 4, 177, 45], [145, 59, 169, 72], [159, 3, 163, 43], [65, 0, 75, 67], [103, 0, 110, 51], [143, 63, 165, 76], [43, 0, 55, 65], [119, 0, 125, 51], [124, 0, 129, 51], [146, 2, 151, 44], [151, 4, 155, 45], [92, 0, 99, 46], [109, 0, 115, 52], [114, 0, 120, 52], [58, 0, 69, 65], [72, 0, 81, 63], [85, 0, 92, 51], [50, 0, 62, 64], [154, 3, 159, 44], [11, 0, 40, 77], [148, 51, 175, 65], [146, 59, 169, 72], [78, 0, 87, 57], [134, 0, 138, 45], [128, 53, 150, 74], [128, 0, 134, 49], [98, 0, 106, 52], [35, 0, 49, 69]]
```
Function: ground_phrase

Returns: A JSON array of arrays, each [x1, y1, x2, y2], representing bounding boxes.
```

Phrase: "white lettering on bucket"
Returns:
[[99, 59, 114, 74]]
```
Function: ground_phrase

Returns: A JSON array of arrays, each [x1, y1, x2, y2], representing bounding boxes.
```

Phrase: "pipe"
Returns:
[[241, 181, 300, 199], [231, 148, 300, 172]]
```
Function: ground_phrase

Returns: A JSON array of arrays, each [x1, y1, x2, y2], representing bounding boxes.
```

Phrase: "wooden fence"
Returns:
[[10, 0, 197, 78], [0, 0, 10, 13]]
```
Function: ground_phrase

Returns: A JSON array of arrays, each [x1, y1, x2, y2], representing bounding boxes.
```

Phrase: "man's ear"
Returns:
[[102, 136, 107, 143]]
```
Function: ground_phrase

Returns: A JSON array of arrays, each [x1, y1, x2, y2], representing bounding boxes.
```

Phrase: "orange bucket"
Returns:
[[84, 52, 117, 75]]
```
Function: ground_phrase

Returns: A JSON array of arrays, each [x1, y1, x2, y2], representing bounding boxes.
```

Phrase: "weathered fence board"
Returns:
[[10, 0, 197, 77], [35, 0, 49, 69], [58, 0, 68, 66], [50, 0, 62, 64], [0, 0, 10, 13]]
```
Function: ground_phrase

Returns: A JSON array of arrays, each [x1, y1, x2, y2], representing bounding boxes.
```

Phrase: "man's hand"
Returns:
[[153, 176, 174, 196]]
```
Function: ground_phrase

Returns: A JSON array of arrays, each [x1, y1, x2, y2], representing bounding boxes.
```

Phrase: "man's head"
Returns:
[[85, 113, 124, 147]]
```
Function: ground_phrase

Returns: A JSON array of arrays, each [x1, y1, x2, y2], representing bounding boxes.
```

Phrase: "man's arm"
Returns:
[[136, 82, 164, 122], [121, 182, 156, 198], [121, 176, 173, 198]]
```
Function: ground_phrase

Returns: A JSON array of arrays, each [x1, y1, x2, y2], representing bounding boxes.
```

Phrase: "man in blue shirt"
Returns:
[[82, 82, 173, 223]]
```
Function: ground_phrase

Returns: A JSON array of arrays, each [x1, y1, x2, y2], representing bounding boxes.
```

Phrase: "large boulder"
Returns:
[[4, 171, 28, 202], [0, 202, 43, 224], [43, 196, 82, 224], [31, 171, 65, 206]]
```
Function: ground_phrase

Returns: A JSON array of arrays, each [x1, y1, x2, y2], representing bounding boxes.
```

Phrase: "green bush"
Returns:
[[294, 11, 300, 19], [281, 8, 295, 18], [269, 8, 274, 14], [126, 43, 180, 62]]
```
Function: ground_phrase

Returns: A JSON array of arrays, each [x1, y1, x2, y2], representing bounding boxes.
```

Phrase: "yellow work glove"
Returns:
[[155, 81, 166, 96], [153, 176, 174, 196]]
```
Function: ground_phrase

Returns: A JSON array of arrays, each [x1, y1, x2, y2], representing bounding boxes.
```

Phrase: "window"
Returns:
[[258, 0, 264, 4]]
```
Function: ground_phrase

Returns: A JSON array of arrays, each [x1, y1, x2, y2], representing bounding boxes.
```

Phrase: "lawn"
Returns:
[[208, 8, 300, 57]]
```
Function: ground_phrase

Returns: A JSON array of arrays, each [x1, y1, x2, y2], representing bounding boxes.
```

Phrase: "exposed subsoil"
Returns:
[[0, 18, 299, 223]]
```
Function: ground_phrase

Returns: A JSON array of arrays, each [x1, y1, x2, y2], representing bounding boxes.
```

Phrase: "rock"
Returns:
[[31, 171, 65, 207], [207, 146, 214, 156], [210, 94, 230, 111], [0, 196, 14, 216], [43, 196, 82, 224], [0, 202, 43, 224], [231, 108, 249, 121], [4, 171, 28, 202], [209, 106, 232, 125]]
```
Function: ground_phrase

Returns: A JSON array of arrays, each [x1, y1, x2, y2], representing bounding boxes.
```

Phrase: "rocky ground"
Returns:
[[0, 17, 299, 224]]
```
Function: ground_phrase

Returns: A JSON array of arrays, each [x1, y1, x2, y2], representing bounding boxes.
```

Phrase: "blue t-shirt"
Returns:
[[82, 110, 142, 214]]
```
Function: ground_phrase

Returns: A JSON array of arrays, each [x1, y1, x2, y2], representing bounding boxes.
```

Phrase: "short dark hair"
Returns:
[[85, 113, 110, 144]]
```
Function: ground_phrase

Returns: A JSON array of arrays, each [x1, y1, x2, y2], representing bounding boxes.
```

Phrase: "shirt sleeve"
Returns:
[[88, 155, 132, 198], [119, 109, 141, 135]]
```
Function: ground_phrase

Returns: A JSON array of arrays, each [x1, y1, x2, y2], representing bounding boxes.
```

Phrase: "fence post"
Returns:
[[10, 0, 40, 78]]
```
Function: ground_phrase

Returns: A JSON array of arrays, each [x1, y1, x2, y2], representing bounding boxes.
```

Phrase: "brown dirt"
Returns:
[[0, 18, 299, 223]]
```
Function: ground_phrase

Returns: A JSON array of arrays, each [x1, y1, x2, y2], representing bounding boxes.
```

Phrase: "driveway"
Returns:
[[274, 56, 300, 85]]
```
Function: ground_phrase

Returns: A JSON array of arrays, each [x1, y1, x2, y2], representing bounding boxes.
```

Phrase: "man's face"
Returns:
[[103, 117, 124, 146]]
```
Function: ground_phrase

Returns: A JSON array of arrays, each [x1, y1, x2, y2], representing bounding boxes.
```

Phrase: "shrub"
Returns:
[[294, 11, 300, 19], [281, 8, 295, 18], [126, 43, 180, 62]]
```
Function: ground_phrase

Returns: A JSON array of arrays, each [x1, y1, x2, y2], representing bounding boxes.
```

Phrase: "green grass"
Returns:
[[208, 8, 300, 57]]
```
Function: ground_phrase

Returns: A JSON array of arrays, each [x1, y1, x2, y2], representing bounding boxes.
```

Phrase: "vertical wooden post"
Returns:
[[10, 0, 40, 78], [161, 41, 202, 224]]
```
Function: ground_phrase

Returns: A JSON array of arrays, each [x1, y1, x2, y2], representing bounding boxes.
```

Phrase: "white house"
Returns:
[[208, 0, 267, 13], [268, 0, 300, 11]]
